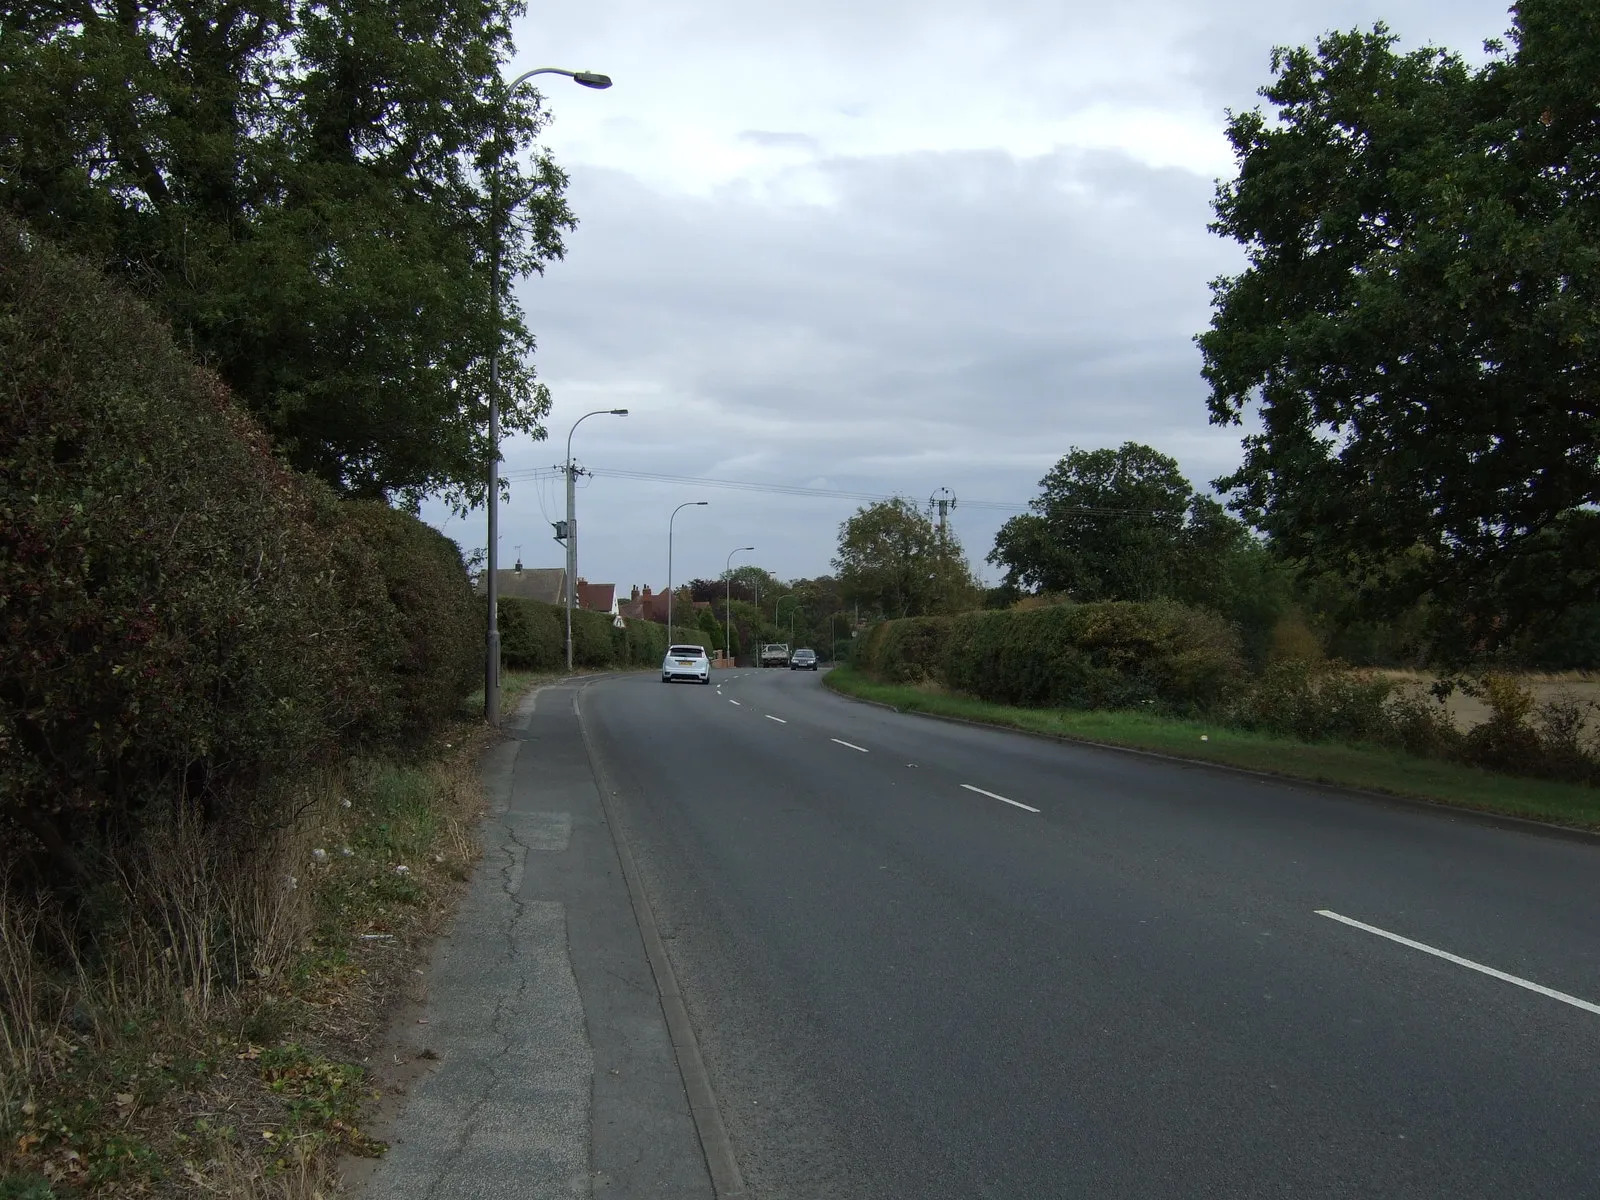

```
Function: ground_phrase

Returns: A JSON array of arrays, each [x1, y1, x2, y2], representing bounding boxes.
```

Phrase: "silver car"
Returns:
[[661, 644, 711, 685]]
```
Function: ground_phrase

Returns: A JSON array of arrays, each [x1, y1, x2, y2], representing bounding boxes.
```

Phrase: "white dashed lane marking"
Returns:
[[1316, 910, 1600, 1017], [960, 783, 1040, 814], [831, 739, 869, 753]]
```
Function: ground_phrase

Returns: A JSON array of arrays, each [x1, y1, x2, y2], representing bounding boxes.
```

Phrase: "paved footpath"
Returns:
[[353, 682, 715, 1200]]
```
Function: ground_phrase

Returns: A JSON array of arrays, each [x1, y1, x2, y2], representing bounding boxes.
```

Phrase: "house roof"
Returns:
[[576, 581, 616, 613], [478, 566, 565, 605]]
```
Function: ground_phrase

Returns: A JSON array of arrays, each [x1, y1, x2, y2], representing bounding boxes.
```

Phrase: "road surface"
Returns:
[[581, 666, 1600, 1199]]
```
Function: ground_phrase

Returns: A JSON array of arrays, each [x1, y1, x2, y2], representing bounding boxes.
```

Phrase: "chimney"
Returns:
[[642, 585, 652, 597], [631, 585, 640, 601]]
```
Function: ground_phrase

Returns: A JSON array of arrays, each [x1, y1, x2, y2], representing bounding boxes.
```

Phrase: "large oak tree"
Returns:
[[1199, 0, 1600, 654]]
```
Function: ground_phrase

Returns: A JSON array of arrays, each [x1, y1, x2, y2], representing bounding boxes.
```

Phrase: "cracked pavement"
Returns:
[[353, 683, 714, 1200]]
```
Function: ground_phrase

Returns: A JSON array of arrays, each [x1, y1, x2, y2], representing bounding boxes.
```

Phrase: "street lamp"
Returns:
[[667, 502, 709, 642], [776, 594, 798, 650], [484, 65, 613, 726], [725, 546, 754, 662], [564, 408, 629, 671]]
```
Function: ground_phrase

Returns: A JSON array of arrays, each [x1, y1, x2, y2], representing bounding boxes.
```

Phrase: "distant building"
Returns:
[[575, 579, 617, 617], [476, 560, 565, 604], [616, 585, 710, 628]]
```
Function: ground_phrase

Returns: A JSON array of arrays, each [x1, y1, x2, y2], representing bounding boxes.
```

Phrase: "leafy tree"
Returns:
[[0, 0, 572, 506], [696, 605, 724, 647], [1199, 2, 1600, 651], [834, 498, 978, 619], [989, 444, 1241, 600]]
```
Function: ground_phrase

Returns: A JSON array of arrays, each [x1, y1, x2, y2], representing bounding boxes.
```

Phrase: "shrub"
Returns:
[[859, 601, 1246, 715], [331, 501, 481, 742], [0, 218, 478, 894], [498, 597, 565, 670], [1454, 674, 1598, 784], [0, 214, 365, 883], [1229, 660, 1399, 745], [496, 600, 709, 671]]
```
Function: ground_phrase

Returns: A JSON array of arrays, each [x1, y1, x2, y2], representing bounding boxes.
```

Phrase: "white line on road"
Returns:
[[960, 783, 1040, 813], [729, 700, 741, 706], [765, 715, 787, 724], [831, 738, 869, 753], [1316, 910, 1600, 1017]]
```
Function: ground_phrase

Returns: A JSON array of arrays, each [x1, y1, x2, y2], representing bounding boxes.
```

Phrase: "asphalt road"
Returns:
[[581, 666, 1600, 1200]]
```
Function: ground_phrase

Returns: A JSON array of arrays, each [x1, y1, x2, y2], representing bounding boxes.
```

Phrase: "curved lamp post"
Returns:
[[565, 408, 629, 671], [725, 546, 754, 661], [667, 502, 708, 641], [484, 65, 613, 725]]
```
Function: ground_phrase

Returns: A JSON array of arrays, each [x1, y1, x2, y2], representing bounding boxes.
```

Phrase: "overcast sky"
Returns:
[[424, 0, 1516, 595]]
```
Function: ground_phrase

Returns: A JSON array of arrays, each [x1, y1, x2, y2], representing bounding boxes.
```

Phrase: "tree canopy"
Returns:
[[988, 443, 1255, 603], [1199, 0, 1600, 650], [0, 0, 572, 507], [834, 498, 979, 619]]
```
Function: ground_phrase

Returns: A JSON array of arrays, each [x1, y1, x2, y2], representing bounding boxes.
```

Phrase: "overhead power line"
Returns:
[[497, 464, 1177, 518]]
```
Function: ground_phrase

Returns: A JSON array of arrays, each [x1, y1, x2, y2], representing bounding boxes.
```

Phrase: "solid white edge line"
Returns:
[[1316, 910, 1600, 1017], [765, 715, 787, 724], [960, 783, 1040, 813], [830, 738, 869, 753]]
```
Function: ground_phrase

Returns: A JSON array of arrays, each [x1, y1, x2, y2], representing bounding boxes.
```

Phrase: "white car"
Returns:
[[661, 644, 712, 685]]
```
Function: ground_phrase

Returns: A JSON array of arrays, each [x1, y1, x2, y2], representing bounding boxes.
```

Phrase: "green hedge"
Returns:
[[334, 500, 482, 742], [498, 599, 710, 670], [856, 601, 1247, 715], [0, 215, 479, 887]]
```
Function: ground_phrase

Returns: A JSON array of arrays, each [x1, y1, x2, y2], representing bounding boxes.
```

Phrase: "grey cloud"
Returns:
[[441, 0, 1518, 586], [473, 143, 1253, 584]]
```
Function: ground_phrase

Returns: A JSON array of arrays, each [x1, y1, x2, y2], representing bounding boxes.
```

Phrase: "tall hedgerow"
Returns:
[[857, 601, 1246, 715], [0, 215, 479, 891]]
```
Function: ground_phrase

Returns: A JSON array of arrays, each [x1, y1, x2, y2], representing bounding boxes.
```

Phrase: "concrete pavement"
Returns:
[[353, 682, 715, 1200]]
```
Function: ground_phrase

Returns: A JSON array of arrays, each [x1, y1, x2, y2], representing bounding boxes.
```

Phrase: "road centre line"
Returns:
[[831, 738, 869, 753], [960, 783, 1040, 813], [729, 700, 741, 706], [765, 715, 787, 724], [1316, 910, 1600, 1017]]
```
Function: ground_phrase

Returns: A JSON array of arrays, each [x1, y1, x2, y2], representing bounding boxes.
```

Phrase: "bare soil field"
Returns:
[[1377, 670, 1600, 743]]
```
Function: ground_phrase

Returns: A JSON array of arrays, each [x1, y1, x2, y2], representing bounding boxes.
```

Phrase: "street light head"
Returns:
[[740, 545, 755, 551], [610, 408, 629, 415], [573, 71, 613, 89], [695, 501, 709, 506]]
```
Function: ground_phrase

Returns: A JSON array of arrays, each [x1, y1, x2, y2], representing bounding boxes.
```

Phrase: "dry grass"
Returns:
[[0, 714, 503, 1198], [1375, 670, 1600, 745]]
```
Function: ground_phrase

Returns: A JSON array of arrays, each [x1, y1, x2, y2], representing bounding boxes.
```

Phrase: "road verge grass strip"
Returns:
[[825, 668, 1600, 832]]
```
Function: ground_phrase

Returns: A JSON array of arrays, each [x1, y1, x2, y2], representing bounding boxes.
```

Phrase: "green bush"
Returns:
[[496, 601, 709, 670], [0, 217, 478, 890], [332, 501, 481, 742], [0, 214, 364, 875], [860, 601, 1246, 715], [859, 598, 1597, 786], [1228, 659, 1400, 745]]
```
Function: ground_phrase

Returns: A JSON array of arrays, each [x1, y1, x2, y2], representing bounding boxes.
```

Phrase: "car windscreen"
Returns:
[[667, 646, 705, 657]]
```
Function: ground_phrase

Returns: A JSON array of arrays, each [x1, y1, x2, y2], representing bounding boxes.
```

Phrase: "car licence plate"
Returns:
[[675, 659, 693, 665]]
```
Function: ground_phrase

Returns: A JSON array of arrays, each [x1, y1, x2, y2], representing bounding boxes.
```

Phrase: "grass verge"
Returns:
[[0, 669, 572, 1198], [825, 667, 1600, 831]]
